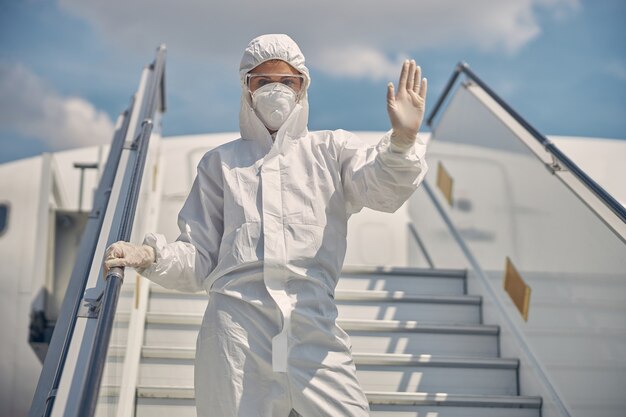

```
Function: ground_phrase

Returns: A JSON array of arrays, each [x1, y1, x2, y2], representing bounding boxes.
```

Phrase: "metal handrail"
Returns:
[[77, 120, 154, 416], [29, 101, 132, 417], [76, 44, 166, 416], [29, 45, 166, 417], [421, 180, 565, 416], [426, 62, 626, 225], [408, 223, 434, 268]]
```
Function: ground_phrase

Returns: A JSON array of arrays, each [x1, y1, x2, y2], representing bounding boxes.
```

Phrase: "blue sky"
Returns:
[[0, 0, 625, 164]]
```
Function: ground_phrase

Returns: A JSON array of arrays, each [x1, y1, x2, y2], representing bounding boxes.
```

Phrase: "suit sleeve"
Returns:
[[337, 129, 428, 215], [137, 153, 224, 292]]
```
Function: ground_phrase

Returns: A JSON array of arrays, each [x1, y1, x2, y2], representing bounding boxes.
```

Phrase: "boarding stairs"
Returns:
[[101, 266, 542, 417], [30, 46, 626, 417]]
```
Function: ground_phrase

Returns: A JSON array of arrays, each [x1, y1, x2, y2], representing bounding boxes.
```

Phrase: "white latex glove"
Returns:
[[387, 59, 428, 152], [103, 241, 155, 274]]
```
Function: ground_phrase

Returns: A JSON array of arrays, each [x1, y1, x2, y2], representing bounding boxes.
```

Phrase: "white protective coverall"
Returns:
[[138, 34, 428, 417]]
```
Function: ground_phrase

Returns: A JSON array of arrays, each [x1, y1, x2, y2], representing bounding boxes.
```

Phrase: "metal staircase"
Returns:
[[30, 47, 626, 417], [103, 267, 542, 416]]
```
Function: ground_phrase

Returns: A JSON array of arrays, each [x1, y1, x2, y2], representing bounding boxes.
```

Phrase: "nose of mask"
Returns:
[[251, 83, 298, 131], [267, 108, 285, 126]]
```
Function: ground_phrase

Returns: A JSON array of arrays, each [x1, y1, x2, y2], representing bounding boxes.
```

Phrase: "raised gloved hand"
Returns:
[[387, 59, 428, 152], [103, 241, 155, 275]]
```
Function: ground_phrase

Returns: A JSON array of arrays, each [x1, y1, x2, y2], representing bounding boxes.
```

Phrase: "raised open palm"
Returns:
[[387, 59, 427, 151]]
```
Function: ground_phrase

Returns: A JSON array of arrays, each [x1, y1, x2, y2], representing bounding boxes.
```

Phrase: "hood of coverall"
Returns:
[[239, 34, 311, 141]]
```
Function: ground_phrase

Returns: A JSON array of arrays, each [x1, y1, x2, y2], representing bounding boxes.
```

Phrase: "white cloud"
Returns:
[[0, 63, 114, 150], [58, 0, 580, 80], [314, 47, 408, 81], [535, 0, 581, 20]]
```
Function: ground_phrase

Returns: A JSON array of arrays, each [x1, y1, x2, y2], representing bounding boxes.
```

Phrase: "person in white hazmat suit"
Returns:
[[104, 34, 428, 417]]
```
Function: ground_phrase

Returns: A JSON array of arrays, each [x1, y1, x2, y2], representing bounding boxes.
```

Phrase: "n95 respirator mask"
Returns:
[[251, 83, 298, 131]]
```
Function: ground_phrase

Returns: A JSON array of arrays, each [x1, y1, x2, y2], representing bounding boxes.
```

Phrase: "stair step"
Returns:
[[368, 390, 540, 407], [133, 398, 196, 417], [146, 289, 482, 323], [368, 391, 542, 417], [337, 291, 479, 303], [116, 287, 135, 313], [130, 347, 518, 395], [128, 386, 540, 417], [107, 264, 543, 415], [356, 360, 518, 395], [141, 312, 496, 331], [100, 354, 124, 387], [341, 266, 467, 278], [135, 346, 514, 367], [133, 313, 499, 356], [369, 407, 539, 417], [337, 291, 481, 323], [342, 319, 499, 357], [94, 395, 119, 417], [144, 266, 467, 296], [147, 287, 475, 302], [111, 345, 514, 366], [340, 319, 498, 334], [337, 267, 467, 295], [108, 318, 129, 348]]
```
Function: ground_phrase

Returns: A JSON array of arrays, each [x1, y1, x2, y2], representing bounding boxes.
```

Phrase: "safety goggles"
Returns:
[[246, 73, 305, 94]]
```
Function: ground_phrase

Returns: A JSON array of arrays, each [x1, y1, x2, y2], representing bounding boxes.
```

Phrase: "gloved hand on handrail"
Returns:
[[103, 241, 155, 277], [387, 59, 428, 152]]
